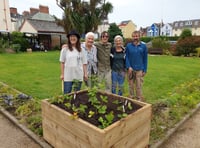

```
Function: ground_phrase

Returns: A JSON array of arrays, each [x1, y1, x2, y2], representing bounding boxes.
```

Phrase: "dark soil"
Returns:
[[53, 91, 142, 128]]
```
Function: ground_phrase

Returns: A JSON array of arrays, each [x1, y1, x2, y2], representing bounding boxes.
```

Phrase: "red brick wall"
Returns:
[[30, 8, 39, 14], [39, 5, 49, 14], [10, 7, 17, 14]]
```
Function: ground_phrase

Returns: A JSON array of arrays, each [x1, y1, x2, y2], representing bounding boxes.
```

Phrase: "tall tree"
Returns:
[[55, 0, 113, 35], [108, 23, 123, 45]]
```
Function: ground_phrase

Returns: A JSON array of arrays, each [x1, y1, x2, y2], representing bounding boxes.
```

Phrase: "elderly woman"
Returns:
[[110, 35, 126, 96], [81, 32, 98, 88]]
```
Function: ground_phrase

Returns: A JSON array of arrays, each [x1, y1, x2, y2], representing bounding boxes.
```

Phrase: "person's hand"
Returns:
[[142, 72, 146, 77], [128, 67, 133, 75], [60, 74, 64, 80], [84, 73, 88, 81], [128, 67, 133, 80], [62, 44, 68, 49]]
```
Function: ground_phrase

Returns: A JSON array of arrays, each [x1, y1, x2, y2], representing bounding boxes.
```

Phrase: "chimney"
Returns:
[[10, 7, 18, 15], [30, 7, 39, 14], [39, 5, 49, 14], [23, 11, 30, 16]]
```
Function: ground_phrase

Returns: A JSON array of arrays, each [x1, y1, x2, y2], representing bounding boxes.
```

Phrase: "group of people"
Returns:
[[59, 30, 148, 101]]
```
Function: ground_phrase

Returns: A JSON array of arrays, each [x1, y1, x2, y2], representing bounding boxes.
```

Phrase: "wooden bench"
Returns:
[[148, 48, 163, 54]]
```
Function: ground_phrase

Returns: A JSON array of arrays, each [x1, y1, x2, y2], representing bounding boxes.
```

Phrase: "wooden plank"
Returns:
[[101, 104, 151, 147], [111, 120, 151, 147], [43, 116, 93, 148], [42, 100, 105, 147], [42, 95, 152, 148]]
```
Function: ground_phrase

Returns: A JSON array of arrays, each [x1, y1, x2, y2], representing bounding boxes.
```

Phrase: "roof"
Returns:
[[30, 12, 55, 22], [27, 19, 65, 33], [118, 20, 132, 27]]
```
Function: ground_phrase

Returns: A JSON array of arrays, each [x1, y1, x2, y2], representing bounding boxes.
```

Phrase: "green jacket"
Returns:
[[94, 42, 112, 72]]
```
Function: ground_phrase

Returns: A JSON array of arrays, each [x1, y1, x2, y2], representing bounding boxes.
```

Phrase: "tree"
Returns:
[[107, 23, 123, 45], [179, 28, 192, 39], [55, 0, 113, 35], [11, 32, 29, 52]]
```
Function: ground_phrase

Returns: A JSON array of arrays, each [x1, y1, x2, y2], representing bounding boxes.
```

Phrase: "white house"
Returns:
[[160, 23, 173, 36], [172, 19, 200, 36], [0, 0, 12, 32]]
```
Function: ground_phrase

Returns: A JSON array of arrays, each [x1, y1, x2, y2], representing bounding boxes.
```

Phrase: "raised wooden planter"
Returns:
[[42, 91, 152, 148]]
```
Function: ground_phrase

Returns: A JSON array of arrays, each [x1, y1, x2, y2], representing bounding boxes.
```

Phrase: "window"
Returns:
[[194, 21, 199, 26], [185, 21, 192, 26]]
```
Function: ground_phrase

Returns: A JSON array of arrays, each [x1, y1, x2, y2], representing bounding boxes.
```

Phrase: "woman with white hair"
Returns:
[[110, 35, 126, 96], [81, 32, 98, 87]]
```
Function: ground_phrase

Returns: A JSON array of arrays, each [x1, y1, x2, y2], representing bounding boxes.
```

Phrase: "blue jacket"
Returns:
[[125, 42, 148, 73]]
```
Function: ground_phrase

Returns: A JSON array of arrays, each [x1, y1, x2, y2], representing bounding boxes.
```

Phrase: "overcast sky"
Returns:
[[9, 0, 200, 29]]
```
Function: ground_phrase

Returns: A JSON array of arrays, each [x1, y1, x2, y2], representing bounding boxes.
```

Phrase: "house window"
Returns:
[[194, 21, 199, 26], [185, 21, 192, 26]]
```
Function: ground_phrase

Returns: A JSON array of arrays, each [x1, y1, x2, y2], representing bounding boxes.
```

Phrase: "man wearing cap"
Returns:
[[59, 30, 88, 94]]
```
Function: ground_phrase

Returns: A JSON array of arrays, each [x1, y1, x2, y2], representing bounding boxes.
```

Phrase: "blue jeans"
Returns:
[[63, 81, 82, 94], [111, 71, 125, 96]]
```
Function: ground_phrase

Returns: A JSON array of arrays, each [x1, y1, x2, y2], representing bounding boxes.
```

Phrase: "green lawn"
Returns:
[[0, 51, 200, 145], [0, 52, 199, 102]]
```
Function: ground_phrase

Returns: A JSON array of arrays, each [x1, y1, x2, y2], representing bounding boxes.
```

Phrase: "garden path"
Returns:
[[0, 113, 41, 148], [0, 105, 200, 148], [157, 108, 200, 148]]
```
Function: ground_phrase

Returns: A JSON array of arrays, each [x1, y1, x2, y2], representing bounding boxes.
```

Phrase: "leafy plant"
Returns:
[[98, 111, 114, 129]]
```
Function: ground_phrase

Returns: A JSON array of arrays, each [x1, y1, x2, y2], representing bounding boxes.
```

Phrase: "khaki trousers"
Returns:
[[128, 70, 144, 101]]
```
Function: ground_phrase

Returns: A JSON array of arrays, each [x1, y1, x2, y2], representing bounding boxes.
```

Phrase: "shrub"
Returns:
[[11, 32, 29, 52], [176, 36, 200, 56], [180, 28, 192, 39], [0, 38, 10, 53], [12, 44, 21, 53], [196, 47, 200, 57]]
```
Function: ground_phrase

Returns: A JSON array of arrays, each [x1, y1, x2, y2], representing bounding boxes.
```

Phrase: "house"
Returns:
[[0, 0, 12, 32], [139, 27, 147, 37], [172, 19, 200, 36], [17, 5, 65, 50], [146, 23, 160, 37], [10, 7, 24, 32], [160, 23, 173, 36], [118, 20, 137, 38]]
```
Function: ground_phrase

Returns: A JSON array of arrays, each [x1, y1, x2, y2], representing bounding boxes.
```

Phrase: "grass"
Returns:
[[0, 52, 200, 145], [0, 52, 62, 99], [1, 52, 199, 102], [144, 55, 200, 103]]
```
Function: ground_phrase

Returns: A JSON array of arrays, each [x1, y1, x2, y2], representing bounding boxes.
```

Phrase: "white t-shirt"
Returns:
[[59, 47, 87, 81]]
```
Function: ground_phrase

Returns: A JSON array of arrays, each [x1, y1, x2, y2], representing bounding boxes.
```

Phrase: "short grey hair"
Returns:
[[85, 32, 95, 39], [114, 35, 123, 43]]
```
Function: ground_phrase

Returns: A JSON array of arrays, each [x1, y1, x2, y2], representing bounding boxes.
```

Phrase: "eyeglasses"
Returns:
[[102, 35, 109, 38]]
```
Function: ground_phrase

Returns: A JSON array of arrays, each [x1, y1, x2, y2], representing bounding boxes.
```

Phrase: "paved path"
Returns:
[[1, 102, 200, 148], [160, 108, 200, 148], [0, 113, 41, 148]]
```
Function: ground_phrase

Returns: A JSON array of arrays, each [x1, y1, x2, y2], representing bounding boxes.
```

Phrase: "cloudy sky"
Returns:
[[9, 0, 200, 28]]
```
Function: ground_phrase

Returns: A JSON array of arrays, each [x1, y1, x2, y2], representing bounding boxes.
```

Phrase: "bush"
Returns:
[[0, 38, 10, 53], [196, 47, 200, 57], [176, 36, 200, 56], [12, 44, 21, 53], [11, 32, 29, 52]]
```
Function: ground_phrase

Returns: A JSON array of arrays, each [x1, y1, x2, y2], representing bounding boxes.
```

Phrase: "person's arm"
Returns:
[[59, 48, 66, 80], [110, 47, 114, 69], [60, 62, 64, 80], [143, 45, 148, 75], [83, 64, 88, 81]]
